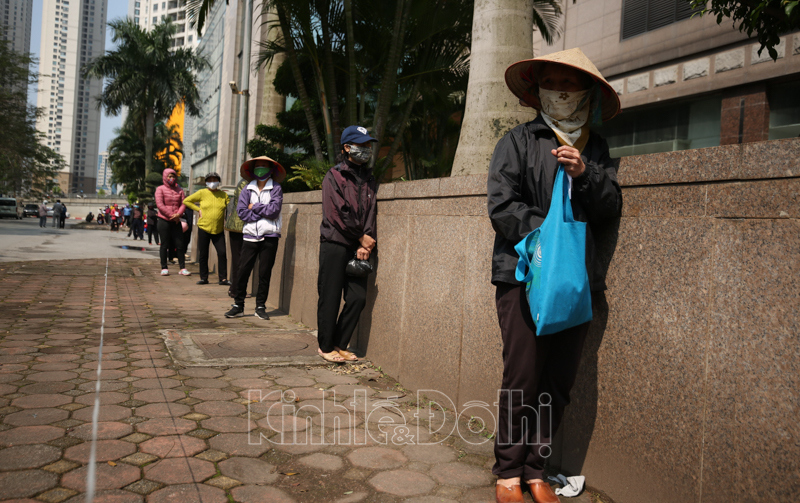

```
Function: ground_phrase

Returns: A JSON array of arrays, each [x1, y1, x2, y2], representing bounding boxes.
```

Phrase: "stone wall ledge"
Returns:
[[281, 137, 800, 205]]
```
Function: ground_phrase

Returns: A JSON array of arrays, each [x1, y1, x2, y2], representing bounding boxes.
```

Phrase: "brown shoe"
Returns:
[[496, 482, 524, 503], [529, 479, 560, 503]]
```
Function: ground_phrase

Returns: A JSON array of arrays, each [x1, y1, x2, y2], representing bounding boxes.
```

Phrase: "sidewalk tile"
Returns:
[[147, 484, 227, 503], [229, 485, 296, 503], [218, 457, 278, 484], [143, 458, 216, 485], [0, 469, 58, 498], [369, 469, 436, 497]]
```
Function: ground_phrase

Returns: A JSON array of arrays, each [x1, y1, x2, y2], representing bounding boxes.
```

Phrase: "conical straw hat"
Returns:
[[240, 156, 286, 183], [505, 47, 621, 121]]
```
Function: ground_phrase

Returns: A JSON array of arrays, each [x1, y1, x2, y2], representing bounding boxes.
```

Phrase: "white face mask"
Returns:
[[206, 181, 220, 190], [538, 88, 589, 122]]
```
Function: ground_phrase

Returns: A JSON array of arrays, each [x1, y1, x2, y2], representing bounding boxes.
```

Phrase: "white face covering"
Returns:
[[538, 88, 590, 147], [206, 181, 220, 190]]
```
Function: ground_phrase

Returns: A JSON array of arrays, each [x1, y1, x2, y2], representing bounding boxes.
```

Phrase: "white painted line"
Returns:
[[84, 257, 110, 503]]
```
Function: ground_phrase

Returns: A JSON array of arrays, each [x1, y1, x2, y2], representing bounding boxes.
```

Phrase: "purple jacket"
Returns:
[[320, 160, 377, 249], [237, 179, 283, 240]]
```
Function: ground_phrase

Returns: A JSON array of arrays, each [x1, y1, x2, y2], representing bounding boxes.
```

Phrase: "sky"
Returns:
[[27, 0, 130, 155]]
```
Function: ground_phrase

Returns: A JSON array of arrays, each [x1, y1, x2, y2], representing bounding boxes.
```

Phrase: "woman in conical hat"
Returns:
[[488, 48, 623, 503]]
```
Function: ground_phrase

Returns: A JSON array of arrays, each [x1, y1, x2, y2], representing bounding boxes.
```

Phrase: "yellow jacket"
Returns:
[[182, 188, 230, 235]]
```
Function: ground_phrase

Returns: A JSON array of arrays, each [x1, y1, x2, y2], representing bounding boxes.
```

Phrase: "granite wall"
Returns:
[[268, 138, 800, 503]]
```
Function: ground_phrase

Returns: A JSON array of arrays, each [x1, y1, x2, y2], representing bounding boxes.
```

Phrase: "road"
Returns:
[[0, 216, 161, 262]]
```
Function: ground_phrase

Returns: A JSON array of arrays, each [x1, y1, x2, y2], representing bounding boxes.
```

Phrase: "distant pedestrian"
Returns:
[[316, 126, 378, 363], [123, 204, 132, 230], [51, 200, 62, 228], [225, 156, 285, 320], [183, 172, 231, 286], [131, 204, 145, 240], [146, 204, 159, 245], [155, 168, 190, 276], [59, 203, 67, 229], [224, 178, 249, 299], [38, 202, 47, 228], [109, 205, 121, 231]]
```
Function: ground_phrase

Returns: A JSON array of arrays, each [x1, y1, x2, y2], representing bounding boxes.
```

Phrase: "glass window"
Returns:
[[768, 81, 800, 140], [622, 0, 700, 40], [594, 95, 721, 157]]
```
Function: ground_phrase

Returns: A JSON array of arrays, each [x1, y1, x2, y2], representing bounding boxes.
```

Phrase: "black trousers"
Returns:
[[197, 228, 227, 282], [147, 222, 159, 244], [228, 231, 243, 297], [157, 219, 185, 269], [492, 283, 589, 481], [234, 237, 279, 308], [317, 241, 368, 354], [131, 219, 144, 239]]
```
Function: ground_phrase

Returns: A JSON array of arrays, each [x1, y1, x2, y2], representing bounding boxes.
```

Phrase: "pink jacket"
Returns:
[[154, 168, 186, 221]]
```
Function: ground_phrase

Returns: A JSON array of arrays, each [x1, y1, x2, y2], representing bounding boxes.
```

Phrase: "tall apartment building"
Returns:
[[2, 0, 34, 55], [534, 0, 800, 157], [35, 0, 108, 195], [127, 0, 197, 49], [96, 150, 109, 191]]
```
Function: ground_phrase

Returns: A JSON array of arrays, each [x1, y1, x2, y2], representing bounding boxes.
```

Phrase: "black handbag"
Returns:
[[346, 254, 373, 277]]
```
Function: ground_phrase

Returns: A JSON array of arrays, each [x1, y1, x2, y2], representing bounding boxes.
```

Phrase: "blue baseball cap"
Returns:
[[340, 125, 377, 145]]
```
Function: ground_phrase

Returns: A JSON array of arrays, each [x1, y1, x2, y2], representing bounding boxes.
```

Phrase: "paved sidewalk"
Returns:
[[0, 258, 603, 503]]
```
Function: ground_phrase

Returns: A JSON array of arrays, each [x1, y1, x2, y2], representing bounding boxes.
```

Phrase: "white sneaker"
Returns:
[[161, 269, 169, 276], [179, 269, 191, 276]]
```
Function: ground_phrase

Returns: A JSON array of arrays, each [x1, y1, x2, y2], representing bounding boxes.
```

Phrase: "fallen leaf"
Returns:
[[344, 491, 354, 495], [107, 461, 117, 467], [282, 472, 298, 476]]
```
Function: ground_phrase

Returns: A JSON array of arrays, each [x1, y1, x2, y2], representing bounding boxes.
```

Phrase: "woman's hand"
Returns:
[[169, 213, 180, 221], [551, 146, 585, 177], [248, 203, 254, 209], [359, 234, 376, 251], [356, 247, 370, 260]]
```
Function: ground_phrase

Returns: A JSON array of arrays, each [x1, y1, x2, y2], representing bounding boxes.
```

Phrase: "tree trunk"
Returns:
[[450, 0, 537, 176], [319, 1, 341, 147], [381, 75, 421, 177], [277, 4, 324, 162], [370, 0, 410, 167], [145, 106, 155, 178], [344, 0, 357, 126], [313, 61, 336, 164]]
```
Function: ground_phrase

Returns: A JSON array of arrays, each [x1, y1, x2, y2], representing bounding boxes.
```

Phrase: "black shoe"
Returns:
[[225, 305, 244, 318], [255, 306, 269, 320], [197, 279, 209, 285], [218, 279, 231, 286]]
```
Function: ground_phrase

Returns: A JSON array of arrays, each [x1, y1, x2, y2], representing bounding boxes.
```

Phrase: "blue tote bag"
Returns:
[[514, 165, 592, 336]]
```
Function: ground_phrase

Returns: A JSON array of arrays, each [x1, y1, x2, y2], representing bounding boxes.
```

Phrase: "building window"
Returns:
[[768, 81, 800, 140], [594, 96, 721, 157], [621, 0, 700, 40]]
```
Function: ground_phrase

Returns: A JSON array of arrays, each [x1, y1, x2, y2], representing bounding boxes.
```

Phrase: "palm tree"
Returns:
[[82, 19, 208, 178], [108, 115, 184, 200], [451, 0, 562, 176], [186, 0, 224, 36]]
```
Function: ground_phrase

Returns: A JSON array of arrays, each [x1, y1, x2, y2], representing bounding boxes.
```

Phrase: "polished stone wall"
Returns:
[[268, 138, 800, 503]]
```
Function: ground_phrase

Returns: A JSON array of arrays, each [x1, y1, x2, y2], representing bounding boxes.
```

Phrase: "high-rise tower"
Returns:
[[128, 0, 198, 49], [35, 0, 108, 195], [1, 0, 34, 55]]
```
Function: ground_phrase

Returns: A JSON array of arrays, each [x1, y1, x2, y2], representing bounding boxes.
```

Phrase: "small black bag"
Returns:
[[346, 255, 373, 277]]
